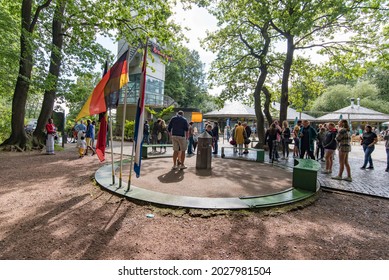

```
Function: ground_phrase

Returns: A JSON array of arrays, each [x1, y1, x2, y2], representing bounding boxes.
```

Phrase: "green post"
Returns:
[[256, 149, 264, 162], [142, 145, 148, 159], [292, 159, 320, 192]]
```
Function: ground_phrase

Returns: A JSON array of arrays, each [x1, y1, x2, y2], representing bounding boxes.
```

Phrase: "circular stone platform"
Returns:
[[95, 155, 318, 209], [124, 156, 292, 198]]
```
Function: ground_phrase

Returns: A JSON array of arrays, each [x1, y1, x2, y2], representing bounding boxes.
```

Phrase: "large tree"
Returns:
[[2, 0, 181, 150], [200, 0, 280, 147], [198, 0, 387, 125], [33, 0, 66, 146], [164, 46, 215, 112], [33, 0, 180, 146], [1, 0, 53, 150], [268, 0, 387, 123]]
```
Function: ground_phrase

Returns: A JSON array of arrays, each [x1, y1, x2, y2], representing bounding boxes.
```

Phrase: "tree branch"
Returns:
[[30, 0, 53, 32]]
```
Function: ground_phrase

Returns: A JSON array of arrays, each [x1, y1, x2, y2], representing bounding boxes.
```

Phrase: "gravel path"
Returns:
[[0, 147, 388, 260]]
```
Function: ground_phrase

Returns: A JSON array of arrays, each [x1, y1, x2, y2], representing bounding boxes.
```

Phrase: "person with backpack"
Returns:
[[265, 123, 280, 162], [242, 122, 252, 154], [316, 126, 326, 161]]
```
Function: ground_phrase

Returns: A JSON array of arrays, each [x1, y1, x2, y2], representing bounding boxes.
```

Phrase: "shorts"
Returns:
[[293, 138, 299, 147], [325, 149, 335, 155], [171, 135, 187, 152], [86, 137, 92, 146], [338, 144, 351, 153]]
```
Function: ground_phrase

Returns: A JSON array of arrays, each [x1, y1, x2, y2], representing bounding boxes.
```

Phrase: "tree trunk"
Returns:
[[262, 86, 273, 125], [33, 0, 66, 146], [254, 79, 266, 149], [253, 22, 271, 149], [1, 0, 53, 150], [279, 34, 295, 124], [1, 0, 33, 149]]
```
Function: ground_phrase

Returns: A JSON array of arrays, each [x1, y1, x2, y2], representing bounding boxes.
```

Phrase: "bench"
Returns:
[[221, 146, 265, 162], [142, 144, 173, 159], [292, 158, 321, 192]]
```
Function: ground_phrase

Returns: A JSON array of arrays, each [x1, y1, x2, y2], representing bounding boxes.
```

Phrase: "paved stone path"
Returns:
[[241, 141, 389, 199]]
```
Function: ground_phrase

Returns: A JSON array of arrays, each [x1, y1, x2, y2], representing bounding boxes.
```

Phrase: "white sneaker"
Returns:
[[179, 164, 187, 170], [172, 165, 178, 170]]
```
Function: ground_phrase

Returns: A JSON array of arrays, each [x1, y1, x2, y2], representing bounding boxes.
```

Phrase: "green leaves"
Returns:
[[164, 45, 214, 112]]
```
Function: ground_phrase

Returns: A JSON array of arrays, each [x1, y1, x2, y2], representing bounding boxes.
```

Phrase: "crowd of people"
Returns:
[[143, 112, 220, 170], [144, 112, 389, 176], [45, 111, 389, 175], [69, 119, 96, 158], [261, 119, 389, 182], [228, 121, 252, 155]]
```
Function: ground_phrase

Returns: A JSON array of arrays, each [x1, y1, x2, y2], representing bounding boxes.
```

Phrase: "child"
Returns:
[[79, 136, 87, 158]]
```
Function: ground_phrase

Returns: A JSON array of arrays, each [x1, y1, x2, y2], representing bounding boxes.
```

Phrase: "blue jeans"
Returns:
[[362, 144, 375, 167], [213, 139, 218, 154], [187, 136, 194, 154], [143, 134, 150, 144]]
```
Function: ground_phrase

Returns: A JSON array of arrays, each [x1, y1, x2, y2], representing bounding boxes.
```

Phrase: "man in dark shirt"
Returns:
[[242, 122, 252, 154], [168, 111, 189, 170], [299, 120, 317, 159], [211, 122, 219, 154], [143, 121, 150, 145]]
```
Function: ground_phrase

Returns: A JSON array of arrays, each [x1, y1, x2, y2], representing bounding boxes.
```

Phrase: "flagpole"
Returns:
[[109, 108, 115, 185], [119, 49, 131, 188], [125, 45, 136, 192], [128, 39, 148, 191], [119, 86, 127, 188], [127, 137, 136, 191]]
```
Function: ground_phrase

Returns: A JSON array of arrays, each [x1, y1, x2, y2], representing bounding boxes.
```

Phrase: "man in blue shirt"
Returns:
[[75, 120, 87, 148], [168, 111, 189, 170]]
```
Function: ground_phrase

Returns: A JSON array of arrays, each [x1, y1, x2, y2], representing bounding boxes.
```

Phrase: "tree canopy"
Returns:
[[0, 0, 182, 149], [197, 0, 388, 127], [164, 45, 216, 112]]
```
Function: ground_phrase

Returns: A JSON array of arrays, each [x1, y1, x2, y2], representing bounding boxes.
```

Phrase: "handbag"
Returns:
[[229, 139, 236, 145], [157, 132, 162, 140], [244, 138, 251, 145]]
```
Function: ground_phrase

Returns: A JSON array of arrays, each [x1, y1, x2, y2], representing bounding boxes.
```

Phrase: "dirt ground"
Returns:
[[0, 147, 388, 260]]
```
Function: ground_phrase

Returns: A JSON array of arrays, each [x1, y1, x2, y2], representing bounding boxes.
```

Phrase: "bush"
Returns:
[[124, 120, 135, 140], [0, 102, 11, 143]]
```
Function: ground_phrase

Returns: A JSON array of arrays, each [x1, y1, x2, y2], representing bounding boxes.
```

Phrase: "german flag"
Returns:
[[76, 50, 129, 120]]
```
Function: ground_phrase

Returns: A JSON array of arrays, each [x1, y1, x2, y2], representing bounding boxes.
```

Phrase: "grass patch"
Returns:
[[54, 144, 64, 151]]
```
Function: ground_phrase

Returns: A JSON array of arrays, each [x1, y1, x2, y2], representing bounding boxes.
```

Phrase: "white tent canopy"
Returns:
[[316, 105, 389, 122], [204, 101, 316, 122], [204, 102, 255, 119]]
